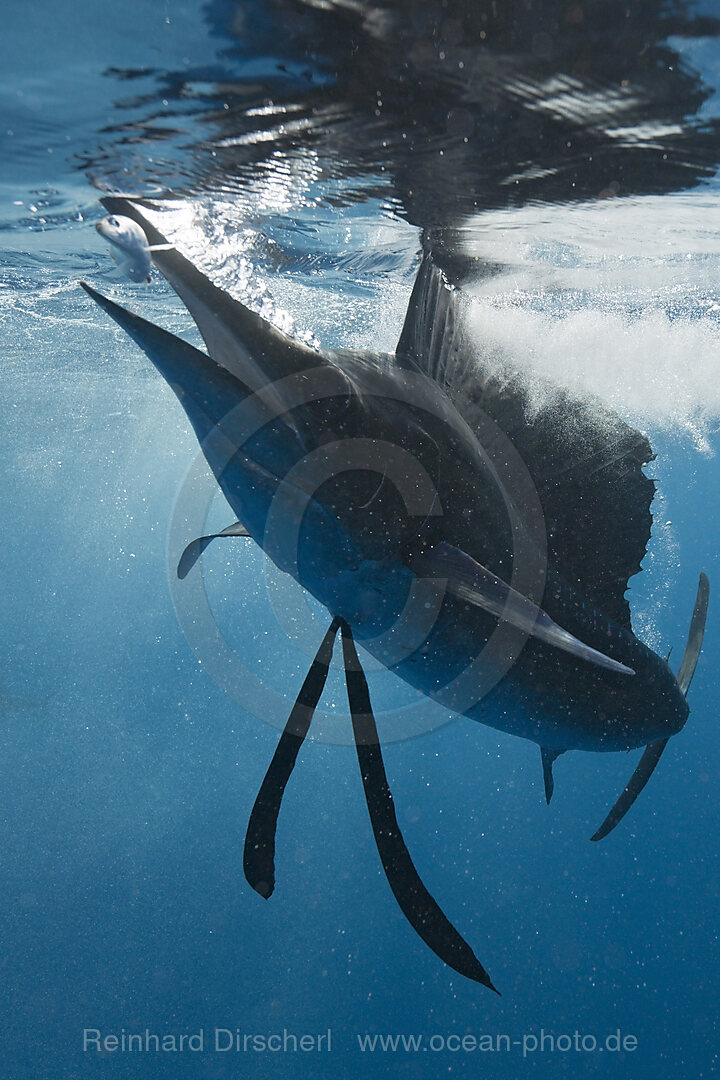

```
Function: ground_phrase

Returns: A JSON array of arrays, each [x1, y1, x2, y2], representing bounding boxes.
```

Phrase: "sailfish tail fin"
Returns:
[[590, 572, 709, 842]]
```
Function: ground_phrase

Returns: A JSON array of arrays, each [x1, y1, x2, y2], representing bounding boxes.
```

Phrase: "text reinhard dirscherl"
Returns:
[[82, 1028, 639, 1058], [82, 1029, 331, 1054]]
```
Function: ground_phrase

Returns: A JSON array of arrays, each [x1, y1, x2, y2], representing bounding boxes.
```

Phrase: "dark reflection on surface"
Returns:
[[85, 1, 720, 245]]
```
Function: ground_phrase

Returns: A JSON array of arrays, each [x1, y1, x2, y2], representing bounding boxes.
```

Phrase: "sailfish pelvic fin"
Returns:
[[340, 621, 499, 992], [243, 618, 342, 898]]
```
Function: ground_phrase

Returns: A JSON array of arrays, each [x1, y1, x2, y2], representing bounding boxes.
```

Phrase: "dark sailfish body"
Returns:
[[81, 196, 708, 992]]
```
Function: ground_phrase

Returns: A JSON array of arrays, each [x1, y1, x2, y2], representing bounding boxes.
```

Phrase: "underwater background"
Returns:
[[2, 0, 719, 1076]]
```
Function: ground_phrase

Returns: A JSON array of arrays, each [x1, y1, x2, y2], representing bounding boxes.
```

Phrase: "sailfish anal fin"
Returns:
[[340, 622, 499, 992], [591, 572, 709, 842], [540, 747, 563, 804]]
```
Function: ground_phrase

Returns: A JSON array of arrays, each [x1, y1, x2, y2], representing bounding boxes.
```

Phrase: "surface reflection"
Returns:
[[84, 1, 720, 444], [85, 0, 720, 242]]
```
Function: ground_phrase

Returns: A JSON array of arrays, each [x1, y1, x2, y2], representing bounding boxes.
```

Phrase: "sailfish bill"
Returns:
[[591, 572, 709, 842]]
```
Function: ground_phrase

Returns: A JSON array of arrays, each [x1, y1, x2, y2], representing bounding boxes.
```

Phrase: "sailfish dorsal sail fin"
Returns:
[[397, 249, 656, 631]]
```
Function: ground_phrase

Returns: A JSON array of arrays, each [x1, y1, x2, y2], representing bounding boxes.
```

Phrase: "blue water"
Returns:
[[2, 2, 720, 1078]]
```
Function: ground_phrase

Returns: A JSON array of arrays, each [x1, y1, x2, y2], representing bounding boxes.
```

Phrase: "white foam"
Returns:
[[136, 188, 418, 352], [464, 301, 720, 451], [459, 193, 720, 451]]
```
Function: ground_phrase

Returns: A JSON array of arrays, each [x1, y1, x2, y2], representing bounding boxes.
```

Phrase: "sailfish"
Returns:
[[81, 196, 708, 993]]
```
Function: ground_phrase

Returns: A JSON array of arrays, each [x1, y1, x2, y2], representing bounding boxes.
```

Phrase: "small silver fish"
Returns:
[[95, 214, 172, 282]]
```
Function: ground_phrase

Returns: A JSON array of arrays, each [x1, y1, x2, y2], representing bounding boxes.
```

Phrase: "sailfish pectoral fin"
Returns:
[[339, 621, 499, 992], [591, 572, 710, 842], [177, 522, 252, 579], [243, 618, 341, 898], [411, 542, 634, 676]]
